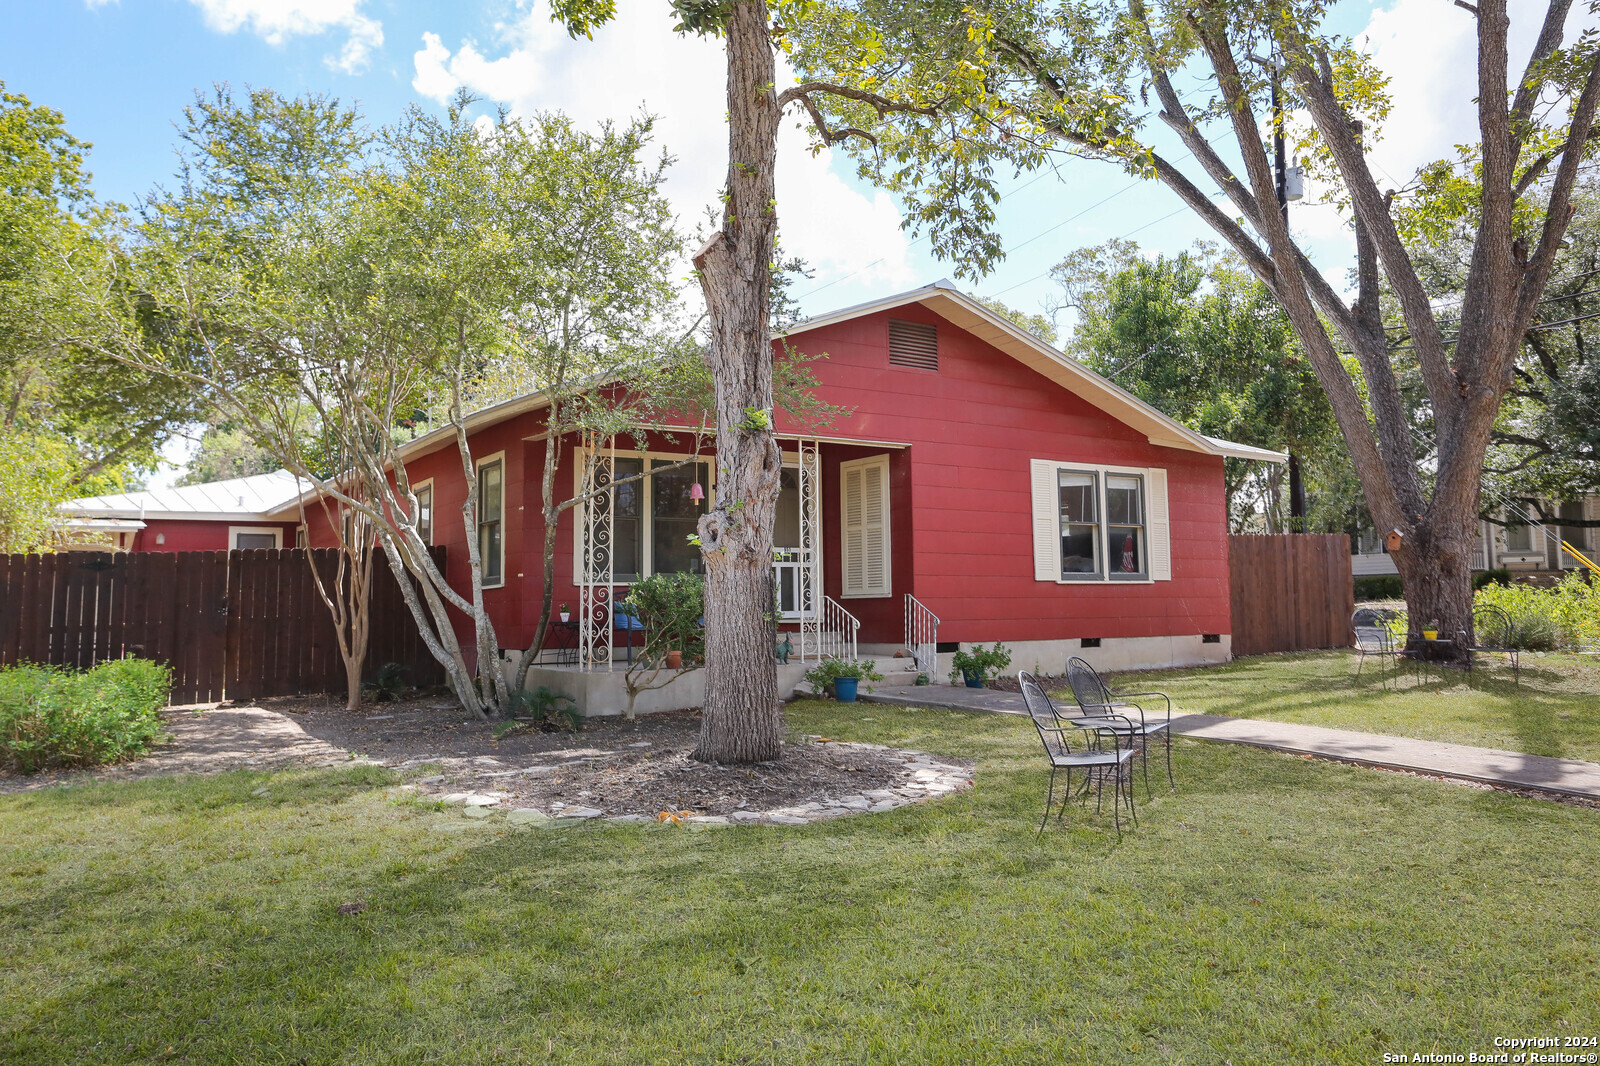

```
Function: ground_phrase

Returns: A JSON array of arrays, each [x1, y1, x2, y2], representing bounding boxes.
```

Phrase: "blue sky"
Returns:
[[1, 0, 1584, 480]]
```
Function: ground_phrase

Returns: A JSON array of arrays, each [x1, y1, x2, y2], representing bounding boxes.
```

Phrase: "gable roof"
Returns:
[[783, 280, 1286, 463], [61, 470, 306, 522]]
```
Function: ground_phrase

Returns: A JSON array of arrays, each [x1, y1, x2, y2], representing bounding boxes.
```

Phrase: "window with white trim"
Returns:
[[1030, 460, 1169, 583], [477, 455, 504, 588], [414, 481, 434, 545], [1105, 473, 1146, 580], [840, 454, 891, 598], [230, 526, 282, 550], [576, 449, 711, 583]]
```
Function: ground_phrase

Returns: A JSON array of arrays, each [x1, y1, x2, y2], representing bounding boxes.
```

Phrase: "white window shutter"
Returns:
[[840, 456, 891, 596], [1030, 460, 1061, 581], [1147, 467, 1172, 580]]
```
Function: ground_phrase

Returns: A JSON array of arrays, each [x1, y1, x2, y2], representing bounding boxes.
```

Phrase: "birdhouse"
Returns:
[[1384, 529, 1404, 553]]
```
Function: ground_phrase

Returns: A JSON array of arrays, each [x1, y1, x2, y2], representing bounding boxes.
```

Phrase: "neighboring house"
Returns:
[[275, 280, 1281, 679], [56, 470, 305, 553], [1352, 495, 1600, 578]]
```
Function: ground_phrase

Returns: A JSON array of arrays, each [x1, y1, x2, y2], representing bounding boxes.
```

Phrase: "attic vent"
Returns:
[[888, 319, 938, 370]]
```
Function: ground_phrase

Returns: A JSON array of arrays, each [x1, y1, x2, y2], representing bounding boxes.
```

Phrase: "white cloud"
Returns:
[[411, 0, 915, 295], [185, 0, 384, 73]]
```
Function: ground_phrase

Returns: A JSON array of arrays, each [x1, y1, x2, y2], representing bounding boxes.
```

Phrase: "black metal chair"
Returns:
[[1461, 602, 1520, 684], [1351, 606, 1402, 685], [1060, 657, 1174, 795], [1019, 674, 1136, 839]]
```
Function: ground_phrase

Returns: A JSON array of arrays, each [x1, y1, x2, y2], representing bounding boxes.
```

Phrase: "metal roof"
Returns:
[[61, 470, 306, 521]]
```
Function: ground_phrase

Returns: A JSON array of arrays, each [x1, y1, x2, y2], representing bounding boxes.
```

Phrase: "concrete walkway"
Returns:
[[860, 683, 1600, 802]]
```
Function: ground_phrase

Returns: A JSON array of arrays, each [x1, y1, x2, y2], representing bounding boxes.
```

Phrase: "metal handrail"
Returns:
[[904, 593, 940, 675], [803, 595, 859, 663]]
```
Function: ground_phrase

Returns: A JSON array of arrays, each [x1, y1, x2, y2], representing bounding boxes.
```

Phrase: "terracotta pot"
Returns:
[[665, 650, 683, 669]]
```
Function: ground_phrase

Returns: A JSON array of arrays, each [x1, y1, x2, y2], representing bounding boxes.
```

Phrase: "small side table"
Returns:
[[542, 619, 579, 665], [1408, 636, 1453, 684]]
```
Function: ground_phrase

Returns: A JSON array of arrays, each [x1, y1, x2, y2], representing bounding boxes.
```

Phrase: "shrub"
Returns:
[[1472, 568, 1512, 591], [803, 658, 883, 699], [622, 572, 705, 665], [1474, 573, 1597, 651], [0, 658, 171, 773], [950, 642, 1013, 685], [1353, 575, 1404, 601]]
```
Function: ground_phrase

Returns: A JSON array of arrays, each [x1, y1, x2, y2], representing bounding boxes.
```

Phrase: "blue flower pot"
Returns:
[[963, 670, 984, 688], [834, 677, 859, 702]]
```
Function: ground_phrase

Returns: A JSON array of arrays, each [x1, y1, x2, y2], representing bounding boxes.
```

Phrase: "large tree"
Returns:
[[0, 83, 207, 549], [1053, 240, 1347, 532], [794, 0, 1600, 656], [551, 0, 954, 761]]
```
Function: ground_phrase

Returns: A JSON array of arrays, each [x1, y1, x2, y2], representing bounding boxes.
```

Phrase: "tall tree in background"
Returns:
[[0, 83, 205, 549], [795, 0, 1600, 656], [551, 0, 954, 761], [1053, 241, 1346, 532]]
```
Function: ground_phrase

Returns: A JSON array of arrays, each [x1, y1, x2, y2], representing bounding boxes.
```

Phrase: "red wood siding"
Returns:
[[778, 305, 1231, 645], [132, 519, 299, 553], [300, 300, 1232, 656]]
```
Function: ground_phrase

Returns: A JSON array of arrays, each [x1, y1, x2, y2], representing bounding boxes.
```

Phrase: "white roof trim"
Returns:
[[60, 470, 308, 520], [784, 280, 1286, 463]]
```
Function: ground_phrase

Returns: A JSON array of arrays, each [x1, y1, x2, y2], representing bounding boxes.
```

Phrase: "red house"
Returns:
[[58, 470, 305, 553], [267, 281, 1278, 709]]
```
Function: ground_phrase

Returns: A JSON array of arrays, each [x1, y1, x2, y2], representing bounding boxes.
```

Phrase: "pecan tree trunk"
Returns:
[[692, 0, 785, 763]]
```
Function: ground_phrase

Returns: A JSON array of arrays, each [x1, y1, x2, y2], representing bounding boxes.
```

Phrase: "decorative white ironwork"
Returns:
[[815, 595, 860, 663], [578, 435, 614, 668], [796, 437, 823, 661], [905, 593, 940, 676]]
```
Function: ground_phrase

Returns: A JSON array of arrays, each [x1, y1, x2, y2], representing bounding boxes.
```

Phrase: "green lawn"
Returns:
[[4, 701, 1599, 1064], [1111, 650, 1600, 764]]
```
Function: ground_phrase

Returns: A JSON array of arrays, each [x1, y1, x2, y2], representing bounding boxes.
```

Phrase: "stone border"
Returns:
[[407, 738, 973, 827]]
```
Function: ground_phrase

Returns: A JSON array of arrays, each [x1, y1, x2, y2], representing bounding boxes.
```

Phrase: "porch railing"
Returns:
[[905, 593, 940, 676], [801, 596, 859, 663]]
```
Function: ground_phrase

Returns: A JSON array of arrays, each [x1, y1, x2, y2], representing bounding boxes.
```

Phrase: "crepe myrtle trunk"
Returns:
[[691, 0, 786, 764]]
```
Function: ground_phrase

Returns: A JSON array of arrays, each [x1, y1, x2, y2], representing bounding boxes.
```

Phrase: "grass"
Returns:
[[4, 700, 1599, 1063], [1111, 650, 1600, 764]]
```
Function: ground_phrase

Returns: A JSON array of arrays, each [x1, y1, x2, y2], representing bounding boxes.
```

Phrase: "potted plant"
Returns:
[[559, 602, 571, 623], [949, 642, 1013, 688], [803, 658, 884, 703], [1423, 618, 1440, 641]]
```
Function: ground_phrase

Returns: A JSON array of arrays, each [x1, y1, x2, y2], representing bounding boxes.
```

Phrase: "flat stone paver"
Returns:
[[1169, 714, 1600, 801], [862, 684, 1026, 716], [862, 683, 1600, 802]]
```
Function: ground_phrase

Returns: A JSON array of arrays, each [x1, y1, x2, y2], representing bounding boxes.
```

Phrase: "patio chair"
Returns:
[[1019, 674, 1137, 839], [1060, 657, 1175, 795], [1351, 606, 1401, 684], [614, 609, 646, 664], [1461, 602, 1520, 684]]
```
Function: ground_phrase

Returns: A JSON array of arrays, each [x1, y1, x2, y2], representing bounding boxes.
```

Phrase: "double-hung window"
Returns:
[[579, 450, 710, 583], [478, 456, 504, 587], [1032, 460, 1169, 583], [414, 481, 434, 545], [1105, 474, 1146, 579]]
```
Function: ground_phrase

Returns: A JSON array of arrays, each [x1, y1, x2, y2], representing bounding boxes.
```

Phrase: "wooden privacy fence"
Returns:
[[0, 548, 445, 704], [1229, 534, 1355, 657]]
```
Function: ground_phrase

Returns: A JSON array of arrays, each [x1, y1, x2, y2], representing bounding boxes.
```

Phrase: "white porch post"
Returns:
[[797, 437, 822, 663], [578, 434, 615, 669]]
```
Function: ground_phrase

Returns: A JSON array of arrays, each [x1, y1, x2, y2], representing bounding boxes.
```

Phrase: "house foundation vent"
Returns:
[[888, 320, 939, 370], [1201, 634, 1222, 644], [1080, 637, 1102, 648]]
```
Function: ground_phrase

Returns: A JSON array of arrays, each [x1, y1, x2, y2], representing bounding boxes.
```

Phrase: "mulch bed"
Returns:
[[1, 694, 971, 818]]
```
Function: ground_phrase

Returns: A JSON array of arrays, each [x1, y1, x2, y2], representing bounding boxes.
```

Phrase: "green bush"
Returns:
[[621, 572, 705, 665], [0, 658, 171, 773], [802, 658, 884, 699], [1353, 575, 1404, 601], [1472, 568, 1512, 591], [1474, 573, 1597, 651], [950, 642, 1013, 685]]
